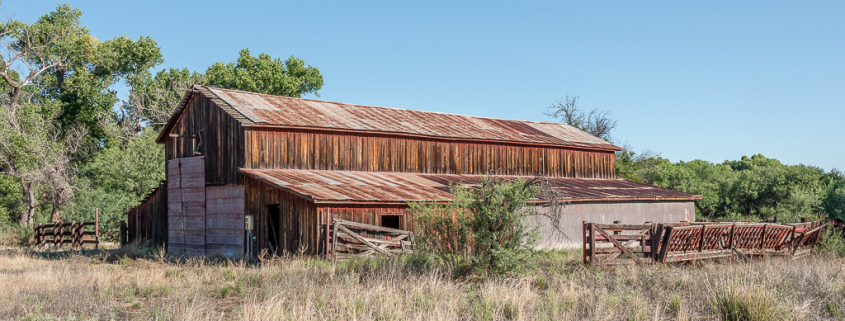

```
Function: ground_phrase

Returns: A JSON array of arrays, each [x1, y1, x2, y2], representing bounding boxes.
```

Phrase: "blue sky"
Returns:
[[7, 1, 844, 171]]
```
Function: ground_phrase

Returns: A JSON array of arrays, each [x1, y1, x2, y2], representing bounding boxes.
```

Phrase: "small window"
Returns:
[[381, 215, 401, 229]]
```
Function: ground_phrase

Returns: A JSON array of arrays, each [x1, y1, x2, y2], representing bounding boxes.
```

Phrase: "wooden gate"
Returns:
[[582, 222, 659, 265], [329, 219, 415, 260]]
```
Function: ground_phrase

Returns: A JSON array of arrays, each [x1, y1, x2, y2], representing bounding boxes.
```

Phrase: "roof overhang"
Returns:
[[240, 169, 702, 206]]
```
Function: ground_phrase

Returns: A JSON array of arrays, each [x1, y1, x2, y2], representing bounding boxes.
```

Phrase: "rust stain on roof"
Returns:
[[240, 169, 702, 204], [200, 86, 620, 150]]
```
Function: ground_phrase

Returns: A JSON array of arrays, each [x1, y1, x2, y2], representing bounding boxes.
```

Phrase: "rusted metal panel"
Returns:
[[240, 168, 701, 204], [531, 201, 697, 248], [202, 86, 620, 151]]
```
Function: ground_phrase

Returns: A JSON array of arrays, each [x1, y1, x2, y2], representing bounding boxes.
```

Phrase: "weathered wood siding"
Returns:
[[245, 176, 318, 256], [126, 181, 167, 247], [319, 205, 414, 256], [243, 129, 616, 178], [165, 92, 246, 185]]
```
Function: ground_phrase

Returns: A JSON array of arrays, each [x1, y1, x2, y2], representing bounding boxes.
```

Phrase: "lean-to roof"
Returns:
[[240, 169, 701, 205]]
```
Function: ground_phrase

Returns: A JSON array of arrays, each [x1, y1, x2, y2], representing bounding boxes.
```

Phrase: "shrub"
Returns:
[[815, 225, 845, 257], [410, 177, 542, 276], [0, 224, 32, 246]]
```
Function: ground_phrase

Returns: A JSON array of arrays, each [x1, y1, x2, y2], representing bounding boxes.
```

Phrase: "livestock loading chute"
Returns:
[[583, 220, 829, 265]]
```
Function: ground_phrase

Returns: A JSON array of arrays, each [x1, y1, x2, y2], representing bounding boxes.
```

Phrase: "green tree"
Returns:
[[205, 48, 323, 97]]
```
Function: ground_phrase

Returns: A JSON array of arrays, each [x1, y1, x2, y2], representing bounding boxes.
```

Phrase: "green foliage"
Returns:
[[205, 48, 323, 97], [128, 67, 204, 129], [78, 128, 164, 197], [411, 177, 540, 276], [646, 154, 840, 222], [65, 128, 164, 240], [815, 226, 845, 258]]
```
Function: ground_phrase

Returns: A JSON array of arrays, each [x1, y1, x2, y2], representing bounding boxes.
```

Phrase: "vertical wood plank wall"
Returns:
[[245, 177, 318, 256], [165, 93, 246, 185], [126, 182, 167, 247], [242, 129, 616, 178]]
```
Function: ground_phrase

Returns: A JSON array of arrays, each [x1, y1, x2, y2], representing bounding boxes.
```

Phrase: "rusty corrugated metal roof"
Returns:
[[240, 169, 701, 204], [197, 86, 620, 151]]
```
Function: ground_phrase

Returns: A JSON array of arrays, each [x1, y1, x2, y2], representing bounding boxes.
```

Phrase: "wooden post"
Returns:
[[613, 220, 621, 235], [95, 208, 100, 250], [34, 223, 40, 247], [331, 220, 339, 262], [53, 222, 60, 249], [119, 220, 127, 247], [582, 221, 587, 265], [71, 221, 77, 248], [589, 223, 596, 265]]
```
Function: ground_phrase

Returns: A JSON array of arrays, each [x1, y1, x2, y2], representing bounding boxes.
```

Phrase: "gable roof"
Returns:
[[240, 169, 701, 205], [158, 86, 621, 151]]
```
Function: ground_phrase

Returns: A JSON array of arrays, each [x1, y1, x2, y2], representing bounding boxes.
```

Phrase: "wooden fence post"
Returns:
[[589, 223, 596, 264], [95, 208, 100, 250], [34, 223, 40, 247], [331, 220, 339, 262], [53, 222, 60, 249], [71, 221, 77, 248], [582, 221, 587, 265]]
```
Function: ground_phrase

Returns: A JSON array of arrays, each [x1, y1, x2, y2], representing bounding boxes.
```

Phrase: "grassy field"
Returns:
[[1, 247, 844, 320]]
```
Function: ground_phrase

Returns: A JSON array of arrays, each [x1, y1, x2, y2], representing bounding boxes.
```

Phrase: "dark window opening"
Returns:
[[267, 204, 280, 255], [381, 215, 401, 229]]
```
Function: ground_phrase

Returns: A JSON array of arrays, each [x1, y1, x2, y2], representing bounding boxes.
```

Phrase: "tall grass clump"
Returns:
[[709, 277, 782, 321]]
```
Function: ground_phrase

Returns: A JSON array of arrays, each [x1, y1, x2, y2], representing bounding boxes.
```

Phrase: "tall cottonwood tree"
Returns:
[[0, 5, 96, 225]]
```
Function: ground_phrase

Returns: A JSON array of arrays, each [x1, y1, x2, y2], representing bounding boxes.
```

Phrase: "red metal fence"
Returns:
[[583, 220, 829, 265]]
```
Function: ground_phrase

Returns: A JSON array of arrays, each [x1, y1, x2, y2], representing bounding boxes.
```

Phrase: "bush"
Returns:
[[815, 225, 845, 257], [410, 177, 540, 276], [0, 224, 32, 246]]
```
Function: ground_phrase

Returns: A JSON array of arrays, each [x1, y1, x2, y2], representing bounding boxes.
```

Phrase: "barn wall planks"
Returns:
[[319, 205, 414, 256], [245, 176, 318, 256], [165, 91, 246, 185], [126, 181, 167, 247], [242, 129, 617, 178]]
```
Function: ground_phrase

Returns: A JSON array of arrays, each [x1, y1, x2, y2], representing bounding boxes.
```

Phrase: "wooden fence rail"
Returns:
[[584, 220, 830, 265], [34, 215, 100, 250], [329, 219, 416, 260]]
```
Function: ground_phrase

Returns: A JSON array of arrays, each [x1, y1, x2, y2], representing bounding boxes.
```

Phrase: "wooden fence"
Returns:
[[583, 220, 829, 265], [126, 181, 168, 247], [34, 213, 99, 249], [329, 219, 416, 260]]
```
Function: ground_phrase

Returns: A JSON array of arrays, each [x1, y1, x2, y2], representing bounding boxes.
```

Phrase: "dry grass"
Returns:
[[1, 248, 844, 320]]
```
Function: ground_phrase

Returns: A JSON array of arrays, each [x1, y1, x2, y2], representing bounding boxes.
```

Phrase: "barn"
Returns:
[[127, 85, 701, 257]]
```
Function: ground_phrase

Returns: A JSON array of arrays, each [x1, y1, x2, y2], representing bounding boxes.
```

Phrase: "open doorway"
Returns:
[[381, 215, 402, 230], [267, 204, 280, 254]]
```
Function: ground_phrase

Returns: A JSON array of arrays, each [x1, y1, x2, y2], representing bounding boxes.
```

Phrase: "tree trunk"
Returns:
[[50, 203, 63, 223], [8, 86, 21, 115], [22, 183, 36, 227]]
